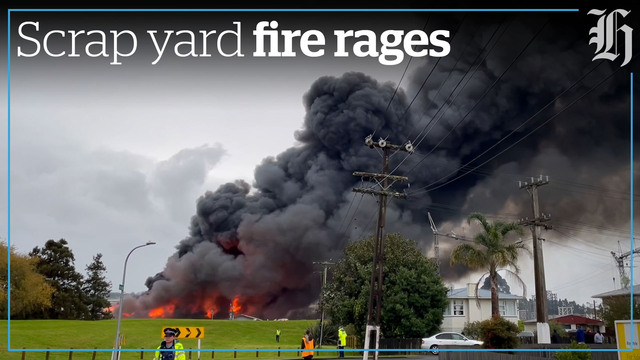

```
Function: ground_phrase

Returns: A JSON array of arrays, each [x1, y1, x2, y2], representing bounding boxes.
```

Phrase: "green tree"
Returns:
[[322, 233, 448, 339], [600, 296, 640, 330], [0, 242, 54, 319], [29, 239, 89, 319], [450, 213, 528, 317], [83, 253, 113, 320]]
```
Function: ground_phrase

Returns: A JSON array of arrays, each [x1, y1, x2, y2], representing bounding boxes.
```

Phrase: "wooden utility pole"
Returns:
[[313, 260, 334, 347], [353, 135, 412, 360], [518, 175, 551, 325]]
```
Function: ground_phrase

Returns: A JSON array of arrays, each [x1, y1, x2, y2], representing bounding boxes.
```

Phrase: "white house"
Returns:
[[441, 283, 523, 333]]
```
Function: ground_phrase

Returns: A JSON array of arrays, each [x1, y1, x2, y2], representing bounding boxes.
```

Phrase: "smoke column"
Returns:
[[124, 13, 636, 318]]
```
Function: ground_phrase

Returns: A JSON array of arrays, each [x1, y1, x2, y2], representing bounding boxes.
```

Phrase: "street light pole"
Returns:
[[112, 241, 156, 360]]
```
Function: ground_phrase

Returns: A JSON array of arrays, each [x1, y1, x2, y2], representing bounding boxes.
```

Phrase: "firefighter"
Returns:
[[155, 328, 186, 360]]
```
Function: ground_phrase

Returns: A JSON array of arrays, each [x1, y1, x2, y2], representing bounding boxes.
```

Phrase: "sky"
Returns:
[[3, 5, 639, 320]]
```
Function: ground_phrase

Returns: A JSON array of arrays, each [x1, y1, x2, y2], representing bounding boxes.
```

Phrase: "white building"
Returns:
[[441, 283, 523, 333]]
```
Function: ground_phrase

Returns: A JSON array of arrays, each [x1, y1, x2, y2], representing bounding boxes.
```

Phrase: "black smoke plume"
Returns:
[[125, 12, 636, 318]]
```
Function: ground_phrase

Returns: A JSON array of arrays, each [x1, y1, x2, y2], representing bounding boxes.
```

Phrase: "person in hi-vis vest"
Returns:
[[338, 327, 347, 358], [154, 328, 186, 360], [301, 329, 314, 360]]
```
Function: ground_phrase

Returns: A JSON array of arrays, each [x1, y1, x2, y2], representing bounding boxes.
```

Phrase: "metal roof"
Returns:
[[448, 287, 524, 300], [591, 284, 640, 298]]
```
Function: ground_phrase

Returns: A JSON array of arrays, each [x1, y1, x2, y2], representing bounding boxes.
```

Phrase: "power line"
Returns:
[[382, 20, 510, 187], [410, 61, 625, 195]]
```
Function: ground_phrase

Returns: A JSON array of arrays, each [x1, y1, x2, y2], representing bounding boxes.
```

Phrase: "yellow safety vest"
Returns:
[[154, 341, 185, 360], [339, 330, 347, 346]]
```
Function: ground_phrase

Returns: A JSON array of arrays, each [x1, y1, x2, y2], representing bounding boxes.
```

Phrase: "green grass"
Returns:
[[0, 319, 368, 360]]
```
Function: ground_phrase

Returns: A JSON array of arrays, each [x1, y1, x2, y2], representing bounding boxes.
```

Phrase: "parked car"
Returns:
[[421, 332, 484, 354]]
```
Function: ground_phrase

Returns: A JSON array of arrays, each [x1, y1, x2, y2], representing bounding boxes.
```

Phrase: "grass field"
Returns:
[[0, 319, 365, 360]]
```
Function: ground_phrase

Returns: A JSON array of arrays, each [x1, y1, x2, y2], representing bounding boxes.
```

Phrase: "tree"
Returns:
[[29, 239, 88, 319], [0, 242, 54, 319], [600, 296, 640, 330], [83, 253, 113, 320], [450, 213, 529, 317], [322, 233, 448, 339]]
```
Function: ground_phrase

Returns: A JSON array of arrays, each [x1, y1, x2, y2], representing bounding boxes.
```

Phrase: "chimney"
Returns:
[[467, 283, 477, 297]]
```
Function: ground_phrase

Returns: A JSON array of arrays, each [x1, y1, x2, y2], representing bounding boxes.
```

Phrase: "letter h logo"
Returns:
[[588, 9, 633, 67]]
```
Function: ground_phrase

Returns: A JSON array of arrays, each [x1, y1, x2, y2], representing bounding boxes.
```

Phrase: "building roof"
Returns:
[[551, 315, 603, 326], [523, 314, 603, 325], [234, 314, 262, 321], [592, 284, 640, 299], [448, 287, 524, 300]]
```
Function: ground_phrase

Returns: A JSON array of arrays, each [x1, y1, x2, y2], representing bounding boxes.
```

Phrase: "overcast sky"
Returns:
[[3, 7, 638, 319]]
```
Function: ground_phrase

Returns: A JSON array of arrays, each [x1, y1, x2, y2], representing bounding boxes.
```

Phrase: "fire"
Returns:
[[149, 304, 176, 318], [204, 299, 220, 319], [110, 304, 134, 318], [112, 292, 256, 319], [231, 296, 242, 313]]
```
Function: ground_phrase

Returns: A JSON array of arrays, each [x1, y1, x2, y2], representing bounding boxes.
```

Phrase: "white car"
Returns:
[[420, 332, 483, 354]]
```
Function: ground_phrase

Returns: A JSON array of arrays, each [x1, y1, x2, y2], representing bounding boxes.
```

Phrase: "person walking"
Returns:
[[154, 328, 186, 360], [276, 328, 281, 343], [301, 329, 314, 360], [337, 327, 347, 358]]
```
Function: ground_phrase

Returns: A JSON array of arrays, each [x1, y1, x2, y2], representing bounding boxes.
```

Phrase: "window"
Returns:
[[443, 302, 451, 316], [453, 300, 464, 316], [499, 300, 516, 316]]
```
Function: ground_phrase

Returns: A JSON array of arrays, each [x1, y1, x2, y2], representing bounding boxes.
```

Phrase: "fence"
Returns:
[[439, 344, 619, 360], [15, 347, 316, 360]]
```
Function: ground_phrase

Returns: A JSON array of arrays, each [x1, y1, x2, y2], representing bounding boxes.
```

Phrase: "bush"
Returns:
[[477, 316, 520, 349], [553, 341, 592, 360], [309, 320, 339, 346], [462, 321, 483, 340]]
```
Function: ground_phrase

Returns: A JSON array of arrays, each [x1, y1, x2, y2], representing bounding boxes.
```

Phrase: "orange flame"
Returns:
[[149, 304, 176, 318], [232, 297, 242, 313], [203, 299, 220, 318]]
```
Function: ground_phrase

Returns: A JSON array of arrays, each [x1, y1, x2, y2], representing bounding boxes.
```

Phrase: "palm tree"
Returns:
[[450, 212, 530, 317]]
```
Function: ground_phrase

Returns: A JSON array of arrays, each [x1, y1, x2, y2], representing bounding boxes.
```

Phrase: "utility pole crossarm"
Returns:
[[518, 214, 552, 230], [353, 188, 407, 199], [353, 171, 409, 183]]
